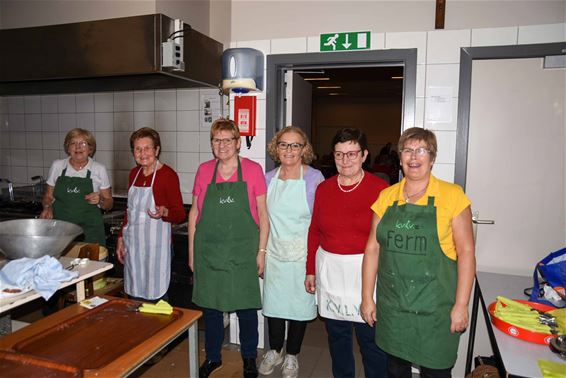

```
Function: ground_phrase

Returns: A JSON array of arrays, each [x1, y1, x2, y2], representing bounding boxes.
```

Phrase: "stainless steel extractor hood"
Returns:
[[0, 14, 223, 95]]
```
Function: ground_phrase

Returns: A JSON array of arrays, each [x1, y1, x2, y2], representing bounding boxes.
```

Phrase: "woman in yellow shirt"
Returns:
[[361, 127, 475, 377]]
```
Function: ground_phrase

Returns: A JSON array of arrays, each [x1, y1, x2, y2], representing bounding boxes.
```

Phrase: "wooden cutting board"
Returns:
[[11, 298, 182, 371]]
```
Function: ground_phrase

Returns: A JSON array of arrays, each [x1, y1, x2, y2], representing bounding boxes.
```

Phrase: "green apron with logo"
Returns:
[[375, 196, 459, 369], [192, 159, 261, 312], [53, 168, 106, 246]]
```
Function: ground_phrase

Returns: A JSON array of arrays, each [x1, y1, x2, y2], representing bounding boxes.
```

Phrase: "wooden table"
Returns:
[[0, 296, 202, 377], [0, 256, 113, 314]]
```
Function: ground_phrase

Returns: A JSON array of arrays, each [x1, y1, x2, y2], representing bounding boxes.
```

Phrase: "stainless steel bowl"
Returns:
[[0, 219, 83, 260]]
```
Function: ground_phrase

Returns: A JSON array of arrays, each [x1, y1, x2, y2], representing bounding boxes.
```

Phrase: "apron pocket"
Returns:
[[380, 270, 438, 315]]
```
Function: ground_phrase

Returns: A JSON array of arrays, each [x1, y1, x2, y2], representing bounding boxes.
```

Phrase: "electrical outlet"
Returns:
[[162, 41, 183, 70]]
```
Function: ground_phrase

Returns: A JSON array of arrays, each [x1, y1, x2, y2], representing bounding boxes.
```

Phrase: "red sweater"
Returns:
[[120, 164, 186, 234], [306, 172, 388, 275]]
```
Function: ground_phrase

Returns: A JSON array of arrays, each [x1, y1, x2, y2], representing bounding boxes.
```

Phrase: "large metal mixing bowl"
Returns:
[[0, 219, 83, 260]]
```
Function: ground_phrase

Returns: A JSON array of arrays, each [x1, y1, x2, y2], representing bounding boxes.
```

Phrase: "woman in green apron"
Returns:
[[361, 128, 476, 377], [188, 119, 269, 378], [258, 127, 324, 378], [40, 128, 113, 246]]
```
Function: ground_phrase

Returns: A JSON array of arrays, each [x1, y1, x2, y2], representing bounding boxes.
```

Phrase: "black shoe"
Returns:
[[199, 359, 222, 378], [243, 358, 258, 378]]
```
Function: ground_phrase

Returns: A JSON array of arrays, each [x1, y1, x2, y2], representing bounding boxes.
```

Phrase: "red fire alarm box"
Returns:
[[234, 95, 256, 136]]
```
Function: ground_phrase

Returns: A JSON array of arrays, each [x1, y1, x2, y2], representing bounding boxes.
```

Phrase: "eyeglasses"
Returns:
[[211, 137, 236, 146], [400, 147, 430, 157], [69, 141, 88, 148], [277, 142, 304, 151], [133, 146, 155, 154], [333, 150, 361, 160]]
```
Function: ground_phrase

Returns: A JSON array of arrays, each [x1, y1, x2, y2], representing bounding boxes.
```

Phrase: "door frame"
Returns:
[[265, 49, 418, 171], [455, 42, 566, 189]]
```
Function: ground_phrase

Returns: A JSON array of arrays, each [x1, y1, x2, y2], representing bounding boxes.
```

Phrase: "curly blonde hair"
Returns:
[[267, 126, 315, 165]]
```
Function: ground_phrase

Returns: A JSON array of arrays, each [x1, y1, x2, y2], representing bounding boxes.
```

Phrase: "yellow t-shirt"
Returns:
[[371, 174, 471, 260]]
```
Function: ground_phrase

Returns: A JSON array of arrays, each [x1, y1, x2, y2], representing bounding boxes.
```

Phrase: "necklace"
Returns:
[[337, 170, 365, 193], [403, 186, 427, 203]]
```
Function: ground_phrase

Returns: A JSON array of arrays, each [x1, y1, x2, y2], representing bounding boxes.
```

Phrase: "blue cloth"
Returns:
[[0, 256, 78, 300]]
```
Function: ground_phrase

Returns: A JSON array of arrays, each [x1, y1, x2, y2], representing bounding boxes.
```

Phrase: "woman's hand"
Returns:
[[305, 274, 316, 294], [256, 250, 265, 278], [39, 207, 53, 219], [450, 302, 469, 333], [148, 206, 169, 219], [116, 237, 126, 264], [360, 299, 377, 327], [84, 191, 101, 205]]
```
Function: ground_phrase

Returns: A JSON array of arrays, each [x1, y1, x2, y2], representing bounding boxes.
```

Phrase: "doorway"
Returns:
[[454, 42, 565, 376], [265, 49, 417, 172], [455, 42, 566, 275]]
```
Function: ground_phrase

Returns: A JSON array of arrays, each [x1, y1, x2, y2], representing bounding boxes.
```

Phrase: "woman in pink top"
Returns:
[[188, 118, 268, 378]]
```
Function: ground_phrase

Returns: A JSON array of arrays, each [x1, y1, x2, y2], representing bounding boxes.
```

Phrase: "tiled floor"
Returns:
[[134, 317, 367, 378]]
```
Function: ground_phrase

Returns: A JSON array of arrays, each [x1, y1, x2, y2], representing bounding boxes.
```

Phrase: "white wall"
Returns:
[[231, 0, 566, 40], [232, 22, 566, 182]]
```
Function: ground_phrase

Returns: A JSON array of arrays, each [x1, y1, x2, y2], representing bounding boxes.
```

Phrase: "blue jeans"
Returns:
[[325, 318, 388, 378], [203, 307, 258, 362]]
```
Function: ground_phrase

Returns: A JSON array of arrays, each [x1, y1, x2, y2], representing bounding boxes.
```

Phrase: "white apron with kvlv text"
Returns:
[[316, 247, 375, 323], [123, 162, 171, 300]]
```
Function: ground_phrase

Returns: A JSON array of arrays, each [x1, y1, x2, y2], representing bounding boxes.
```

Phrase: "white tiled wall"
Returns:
[[0, 89, 227, 204]]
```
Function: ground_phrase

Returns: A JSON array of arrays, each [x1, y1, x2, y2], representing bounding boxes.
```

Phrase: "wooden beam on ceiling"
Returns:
[[436, 0, 446, 30]]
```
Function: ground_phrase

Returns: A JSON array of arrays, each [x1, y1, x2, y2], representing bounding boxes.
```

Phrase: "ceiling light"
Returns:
[[317, 85, 341, 89], [391, 76, 404, 79], [304, 77, 330, 81], [328, 92, 340, 96]]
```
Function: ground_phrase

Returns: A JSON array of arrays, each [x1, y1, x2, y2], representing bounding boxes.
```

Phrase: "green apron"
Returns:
[[53, 168, 106, 246], [192, 159, 261, 312], [375, 196, 459, 369]]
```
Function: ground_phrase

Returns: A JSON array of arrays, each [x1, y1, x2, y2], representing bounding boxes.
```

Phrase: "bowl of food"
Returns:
[[0, 219, 83, 260]]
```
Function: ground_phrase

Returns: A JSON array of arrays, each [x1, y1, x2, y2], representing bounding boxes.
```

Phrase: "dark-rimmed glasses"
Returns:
[[277, 142, 304, 151], [333, 150, 361, 160]]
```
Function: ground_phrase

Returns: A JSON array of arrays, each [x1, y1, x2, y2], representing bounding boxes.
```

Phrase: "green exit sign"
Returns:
[[320, 31, 371, 52]]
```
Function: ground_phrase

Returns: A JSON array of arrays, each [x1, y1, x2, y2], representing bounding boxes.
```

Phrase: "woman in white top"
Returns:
[[40, 128, 112, 246]]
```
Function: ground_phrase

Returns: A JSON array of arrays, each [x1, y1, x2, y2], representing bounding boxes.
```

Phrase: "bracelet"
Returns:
[[43, 204, 52, 209], [258, 248, 267, 253]]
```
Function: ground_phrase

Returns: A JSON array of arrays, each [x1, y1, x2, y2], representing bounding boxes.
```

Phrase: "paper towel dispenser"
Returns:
[[221, 48, 264, 93]]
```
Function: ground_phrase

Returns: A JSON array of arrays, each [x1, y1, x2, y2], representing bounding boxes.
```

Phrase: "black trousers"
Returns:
[[266, 316, 308, 355], [387, 354, 452, 378]]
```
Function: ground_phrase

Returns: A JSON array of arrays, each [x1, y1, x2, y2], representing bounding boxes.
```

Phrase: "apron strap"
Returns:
[[86, 170, 91, 179], [427, 196, 435, 206], [210, 158, 243, 184], [149, 160, 159, 187], [237, 158, 243, 181], [61, 168, 67, 177]]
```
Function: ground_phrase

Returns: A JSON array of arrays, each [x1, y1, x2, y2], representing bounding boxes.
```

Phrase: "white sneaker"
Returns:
[[258, 349, 284, 375], [281, 354, 299, 378]]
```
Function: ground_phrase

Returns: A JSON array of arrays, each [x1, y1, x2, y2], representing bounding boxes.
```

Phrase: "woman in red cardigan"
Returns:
[[305, 128, 388, 378]]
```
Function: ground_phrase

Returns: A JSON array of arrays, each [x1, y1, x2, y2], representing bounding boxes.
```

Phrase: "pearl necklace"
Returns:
[[337, 170, 365, 193]]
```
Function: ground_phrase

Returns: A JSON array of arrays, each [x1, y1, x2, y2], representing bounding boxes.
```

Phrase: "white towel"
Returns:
[[0, 256, 78, 300]]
